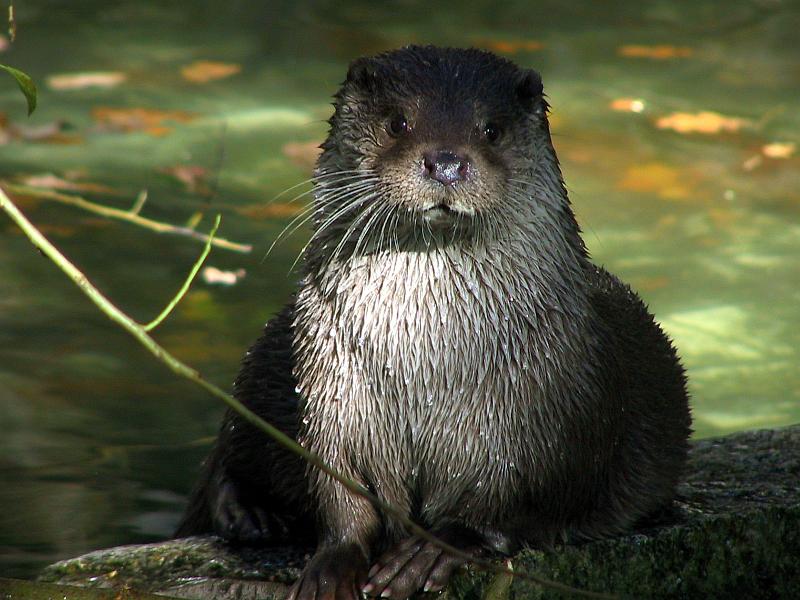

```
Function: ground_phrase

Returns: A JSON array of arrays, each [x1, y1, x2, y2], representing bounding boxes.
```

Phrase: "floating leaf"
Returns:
[[201, 266, 246, 286], [617, 162, 692, 200], [47, 71, 126, 90], [181, 60, 241, 83], [610, 98, 646, 113], [0, 63, 37, 115], [158, 165, 210, 194], [282, 141, 322, 172], [18, 173, 119, 194], [655, 111, 748, 134], [14, 120, 67, 140], [761, 142, 796, 159], [92, 106, 196, 136], [236, 202, 305, 219], [0, 114, 78, 144], [477, 39, 544, 54], [618, 45, 693, 59], [742, 155, 762, 171]]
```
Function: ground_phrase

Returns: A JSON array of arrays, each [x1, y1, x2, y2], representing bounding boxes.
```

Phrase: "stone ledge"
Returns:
[[38, 425, 800, 599]]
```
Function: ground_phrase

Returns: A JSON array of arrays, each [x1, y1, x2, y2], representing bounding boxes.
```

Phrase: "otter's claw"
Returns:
[[287, 544, 367, 600], [363, 536, 467, 599]]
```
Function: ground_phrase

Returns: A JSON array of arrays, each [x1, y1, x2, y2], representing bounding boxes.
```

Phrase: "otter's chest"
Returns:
[[292, 249, 586, 516]]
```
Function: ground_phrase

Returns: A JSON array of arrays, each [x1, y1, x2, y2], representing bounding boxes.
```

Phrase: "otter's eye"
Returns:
[[387, 113, 409, 137], [483, 123, 502, 143]]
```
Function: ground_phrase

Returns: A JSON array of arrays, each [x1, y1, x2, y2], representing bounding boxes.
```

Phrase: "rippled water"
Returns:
[[1, 0, 798, 579]]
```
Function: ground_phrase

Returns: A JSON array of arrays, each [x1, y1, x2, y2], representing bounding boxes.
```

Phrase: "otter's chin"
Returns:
[[421, 202, 475, 227]]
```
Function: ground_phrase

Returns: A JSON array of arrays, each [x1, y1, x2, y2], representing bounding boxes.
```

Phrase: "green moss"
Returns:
[[39, 426, 800, 599]]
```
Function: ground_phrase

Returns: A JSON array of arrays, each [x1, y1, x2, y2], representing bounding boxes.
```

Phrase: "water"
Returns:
[[1, 0, 798, 579]]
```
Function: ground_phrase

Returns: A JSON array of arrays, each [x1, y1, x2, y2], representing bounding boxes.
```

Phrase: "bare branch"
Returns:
[[144, 214, 220, 332], [3, 183, 252, 253]]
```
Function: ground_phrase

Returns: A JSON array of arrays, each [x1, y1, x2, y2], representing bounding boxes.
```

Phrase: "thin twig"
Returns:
[[7, 3, 16, 42], [144, 214, 220, 332], [3, 183, 252, 253], [0, 186, 614, 600], [131, 190, 148, 214]]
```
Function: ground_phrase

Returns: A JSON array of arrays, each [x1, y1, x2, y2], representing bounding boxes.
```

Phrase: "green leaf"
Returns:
[[0, 64, 37, 115]]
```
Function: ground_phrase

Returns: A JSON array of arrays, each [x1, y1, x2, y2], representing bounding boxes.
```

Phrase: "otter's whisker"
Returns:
[[265, 179, 379, 262], [307, 180, 380, 243], [269, 169, 368, 204], [354, 199, 396, 259], [376, 204, 398, 257], [291, 192, 377, 273], [390, 209, 401, 254], [326, 194, 381, 267]]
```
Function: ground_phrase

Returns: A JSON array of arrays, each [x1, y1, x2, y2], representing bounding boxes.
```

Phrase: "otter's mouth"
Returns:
[[421, 202, 475, 225], [428, 203, 453, 215]]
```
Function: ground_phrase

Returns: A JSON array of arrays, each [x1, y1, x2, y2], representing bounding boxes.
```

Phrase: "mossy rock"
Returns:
[[35, 425, 800, 599]]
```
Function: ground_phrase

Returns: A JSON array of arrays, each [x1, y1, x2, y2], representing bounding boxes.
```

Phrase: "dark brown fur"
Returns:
[[176, 45, 691, 600]]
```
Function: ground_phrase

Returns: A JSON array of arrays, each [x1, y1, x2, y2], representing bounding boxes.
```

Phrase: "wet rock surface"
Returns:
[[39, 425, 800, 599]]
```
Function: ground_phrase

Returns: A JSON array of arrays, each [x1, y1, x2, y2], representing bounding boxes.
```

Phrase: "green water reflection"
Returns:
[[1, 0, 798, 579]]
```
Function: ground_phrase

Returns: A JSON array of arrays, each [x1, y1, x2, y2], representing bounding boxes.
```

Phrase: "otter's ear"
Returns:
[[345, 57, 379, 91], [516, 69, 544, 107]]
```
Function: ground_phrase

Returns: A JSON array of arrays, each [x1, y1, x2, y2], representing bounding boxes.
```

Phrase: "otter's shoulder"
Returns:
[[586, 264, 661, 332], [221, 299, 303, 480], [232, 300, 298, 418], [585, 264, 687, 390]]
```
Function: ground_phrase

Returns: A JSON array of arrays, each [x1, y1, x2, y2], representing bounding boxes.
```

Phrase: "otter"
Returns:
[[176, 45, 691, 600]]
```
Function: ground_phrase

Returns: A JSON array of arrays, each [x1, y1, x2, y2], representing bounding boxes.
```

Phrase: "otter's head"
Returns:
[[311, 45, 578, 262]]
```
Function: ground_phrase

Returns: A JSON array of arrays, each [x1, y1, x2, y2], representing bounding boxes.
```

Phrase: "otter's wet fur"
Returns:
[[176, 45, 691, 599]]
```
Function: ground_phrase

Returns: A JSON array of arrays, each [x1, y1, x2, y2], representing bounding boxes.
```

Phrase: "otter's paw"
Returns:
[[362, 536, 469, 599], [211, 479, 288, 543], [287, 544, 367, 600]]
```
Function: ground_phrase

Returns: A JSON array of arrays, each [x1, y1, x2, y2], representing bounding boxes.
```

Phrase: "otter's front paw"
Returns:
[[287, 544, 367, 600], [363, 535, 473, 599], [211, 478, 288, 543]]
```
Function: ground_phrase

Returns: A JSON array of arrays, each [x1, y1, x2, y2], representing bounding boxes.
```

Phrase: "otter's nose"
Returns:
[[423, 151, 470, 186]]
